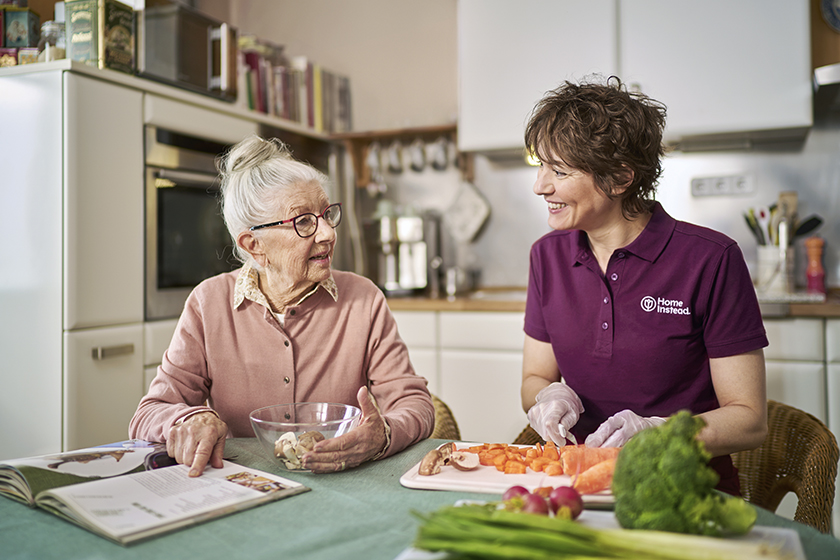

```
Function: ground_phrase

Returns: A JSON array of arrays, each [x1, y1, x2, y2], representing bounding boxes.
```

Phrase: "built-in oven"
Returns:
[[144, 126, 239, 321]]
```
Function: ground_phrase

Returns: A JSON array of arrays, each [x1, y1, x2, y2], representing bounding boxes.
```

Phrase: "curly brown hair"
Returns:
[[524, 76, 667, 218]]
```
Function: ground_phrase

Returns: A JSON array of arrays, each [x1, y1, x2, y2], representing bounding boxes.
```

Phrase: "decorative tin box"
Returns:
[[65, 0, 134, 73], [0, 46, 17, 66], [3, 7, 39, 47]]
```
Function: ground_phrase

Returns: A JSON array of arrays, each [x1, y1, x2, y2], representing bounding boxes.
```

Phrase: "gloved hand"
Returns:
[[526, 382, 584, 446], [584, 409, 665, 448]]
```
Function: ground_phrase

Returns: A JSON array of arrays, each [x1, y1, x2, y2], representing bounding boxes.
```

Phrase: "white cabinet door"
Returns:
[[765, 360, 827, 424], [64, 73, 144, 330], [0, 71, 64, 460], [64, 324, 144, 450], [440, 349, 526, 444], [620, 0, 811, 145], [392, 310, 440, 395], [827, 319, 840, 364], [763, 318, 825, 362], [457, 0, 617, 152]]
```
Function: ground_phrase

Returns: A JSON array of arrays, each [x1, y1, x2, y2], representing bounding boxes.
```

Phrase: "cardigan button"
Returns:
[[284, 340, 290, 347], [290, 309, 296, 316], [284, 376, 290, 384], [284, 412, 291, 420]]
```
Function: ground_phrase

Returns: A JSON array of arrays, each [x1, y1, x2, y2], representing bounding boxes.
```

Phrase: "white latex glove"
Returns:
[[526, 382, 584, 446], [584, 409, 665, 448]]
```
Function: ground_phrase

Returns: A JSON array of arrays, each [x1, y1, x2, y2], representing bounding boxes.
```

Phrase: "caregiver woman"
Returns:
[[130, 136, 434, 476], [521, 77, 767, 494]]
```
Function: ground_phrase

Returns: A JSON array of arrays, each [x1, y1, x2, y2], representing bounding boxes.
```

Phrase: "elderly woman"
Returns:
[[521, 78, 767, 495], [130, 136, 434, 476]]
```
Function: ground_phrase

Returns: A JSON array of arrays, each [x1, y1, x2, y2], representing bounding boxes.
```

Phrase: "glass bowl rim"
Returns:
[[249, 401, 361, 429]]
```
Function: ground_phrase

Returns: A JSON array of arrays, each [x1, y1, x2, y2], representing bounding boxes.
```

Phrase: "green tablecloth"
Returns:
[[1, 438, 839, 560]]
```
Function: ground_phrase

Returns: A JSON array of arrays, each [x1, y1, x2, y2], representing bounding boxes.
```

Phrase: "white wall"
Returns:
[[198, 0, 458, 132]]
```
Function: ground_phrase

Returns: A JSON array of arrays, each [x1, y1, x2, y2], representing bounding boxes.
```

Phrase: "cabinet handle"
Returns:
[[91, 344, 135, 360]]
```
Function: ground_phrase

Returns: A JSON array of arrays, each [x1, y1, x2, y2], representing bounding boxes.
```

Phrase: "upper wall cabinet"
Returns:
[[457, 0, 617, 154], [457, 0, 812, 154], [620, 0, 812, 149]]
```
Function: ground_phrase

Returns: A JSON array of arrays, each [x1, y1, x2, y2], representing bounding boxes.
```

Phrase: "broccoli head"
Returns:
[[611, 410, 756, 536]]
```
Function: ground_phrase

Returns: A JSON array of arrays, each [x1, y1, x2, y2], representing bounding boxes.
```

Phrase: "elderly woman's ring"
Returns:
[[340, 461, 346, 471]]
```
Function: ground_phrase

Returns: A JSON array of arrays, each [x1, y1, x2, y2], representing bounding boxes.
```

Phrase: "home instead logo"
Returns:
[[640, 295, 691, 315]]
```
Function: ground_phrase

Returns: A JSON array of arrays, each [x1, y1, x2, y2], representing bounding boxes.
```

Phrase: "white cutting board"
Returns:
[[400, 443, 613, 507]]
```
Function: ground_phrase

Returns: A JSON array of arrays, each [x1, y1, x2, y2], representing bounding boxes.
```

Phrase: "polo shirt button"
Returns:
[[617, 252, 625, 258], [284, 376, 290, 384], [290, 309, 296, 316], [601, 322, 609, 330], [610, 272, 619, 281], [284, 340, 290, 347], [603, 296, 609, 304]]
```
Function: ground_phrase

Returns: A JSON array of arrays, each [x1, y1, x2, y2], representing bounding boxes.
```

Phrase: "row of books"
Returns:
[[240, 40, 352, 134]]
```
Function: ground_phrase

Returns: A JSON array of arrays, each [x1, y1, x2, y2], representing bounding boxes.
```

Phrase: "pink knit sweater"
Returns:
[[129, 268, 434, 458]]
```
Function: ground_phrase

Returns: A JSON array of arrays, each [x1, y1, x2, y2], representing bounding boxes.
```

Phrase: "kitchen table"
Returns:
[[1, 439, 839, 560]]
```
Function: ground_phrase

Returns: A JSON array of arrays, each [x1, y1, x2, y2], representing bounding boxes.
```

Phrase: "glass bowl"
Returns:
[[250, 402, 361, 472]]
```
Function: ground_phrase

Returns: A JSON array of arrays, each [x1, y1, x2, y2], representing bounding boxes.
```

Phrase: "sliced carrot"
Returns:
[[504, 460, 527, 474], [525, 447, 540, 461], [493, 453, 509, 471], [544, 461, 564, 476], [543, 443, 559, 461], [466, 445, 486, 453], [562, 446, 620, 477], [529, 456, 551, 473], [573, 458, 617, 495], [487, 443, 506, 450], [478, 452, 496, 466]]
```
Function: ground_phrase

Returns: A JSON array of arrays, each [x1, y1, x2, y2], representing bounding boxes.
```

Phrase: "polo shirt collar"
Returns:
[[572, 201, 674, 265], [233, 262, 339, 310]]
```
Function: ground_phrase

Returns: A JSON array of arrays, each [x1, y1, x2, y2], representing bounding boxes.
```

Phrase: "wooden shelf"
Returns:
[[332, 124, 458, 188]]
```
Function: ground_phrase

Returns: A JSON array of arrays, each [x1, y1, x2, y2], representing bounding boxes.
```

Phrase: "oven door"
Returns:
[[145, 166, 238, 321]]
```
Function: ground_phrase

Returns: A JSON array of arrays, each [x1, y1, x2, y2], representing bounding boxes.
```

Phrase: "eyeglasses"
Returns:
[[249, 203, 342, 238]]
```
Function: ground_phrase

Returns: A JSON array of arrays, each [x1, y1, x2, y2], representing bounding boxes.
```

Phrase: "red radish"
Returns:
[[521, 493, 550, 516], [502, 485, 530, 502], [549, 486, 583, 519]]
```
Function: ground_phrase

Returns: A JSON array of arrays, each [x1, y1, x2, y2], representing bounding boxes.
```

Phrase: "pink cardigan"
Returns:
[[129, 269, 434, 458]]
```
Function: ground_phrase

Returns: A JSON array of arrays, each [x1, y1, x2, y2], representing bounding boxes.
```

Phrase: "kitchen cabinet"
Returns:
[[457, 0, 616, 153], [391, 310, 441, 396], [392, 309, 527, 443], [763, 318, 827, 423], [620, 0, 811, 147], [457, 0, 811, 153], [0, 69, 144, 459]]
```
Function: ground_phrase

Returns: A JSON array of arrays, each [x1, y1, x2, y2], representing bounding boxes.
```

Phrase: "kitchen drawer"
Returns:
[[439, 311, 525, 351], [144, 318, 178, 366], [827, 319, 840, 363], [392, 310, 437, 348], [763, 318, 824, 362], [64, 324, 144, 450], [765, 360, 827, 424]]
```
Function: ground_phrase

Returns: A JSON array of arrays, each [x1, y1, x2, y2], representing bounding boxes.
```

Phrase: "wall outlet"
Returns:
[[690, 174, 754, 197]]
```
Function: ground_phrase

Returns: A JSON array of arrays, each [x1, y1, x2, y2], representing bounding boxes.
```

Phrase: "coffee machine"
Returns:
[[364, 208, 442, 297]]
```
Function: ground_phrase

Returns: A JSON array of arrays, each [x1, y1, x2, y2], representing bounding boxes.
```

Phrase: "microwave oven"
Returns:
[[137, 0, 237, 102], [145, 126, 239, 321]]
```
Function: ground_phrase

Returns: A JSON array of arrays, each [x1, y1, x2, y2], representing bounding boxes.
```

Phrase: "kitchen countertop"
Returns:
[[388, 288, 840, 317]]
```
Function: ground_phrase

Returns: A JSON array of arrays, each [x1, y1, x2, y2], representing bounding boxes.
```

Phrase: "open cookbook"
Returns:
[[0, 440, 309, 545]]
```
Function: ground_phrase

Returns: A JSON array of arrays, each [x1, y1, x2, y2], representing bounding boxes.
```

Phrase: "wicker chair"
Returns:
[[430, 394, 461, 440], [513, 424, 544, 446], [732, 400, 839, 533]]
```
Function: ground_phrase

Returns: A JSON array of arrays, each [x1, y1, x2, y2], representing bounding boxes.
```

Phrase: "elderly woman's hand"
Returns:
[[166, 411, 228, 477], [301, 386, 388, 473]]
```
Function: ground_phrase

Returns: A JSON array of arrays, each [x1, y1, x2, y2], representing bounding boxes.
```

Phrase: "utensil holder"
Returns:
[[756, 245, 794, 294]]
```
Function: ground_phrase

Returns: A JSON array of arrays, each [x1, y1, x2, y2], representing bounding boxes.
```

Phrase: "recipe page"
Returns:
[[36, 461, 306, 540]]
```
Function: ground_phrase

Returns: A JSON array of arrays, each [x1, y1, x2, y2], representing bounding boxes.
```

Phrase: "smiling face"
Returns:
[[240, 180, 336, 305], [533, 155, 623, 234]]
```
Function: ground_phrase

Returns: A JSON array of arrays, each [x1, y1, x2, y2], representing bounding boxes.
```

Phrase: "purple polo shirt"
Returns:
[[525, 202, 767, 494]]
